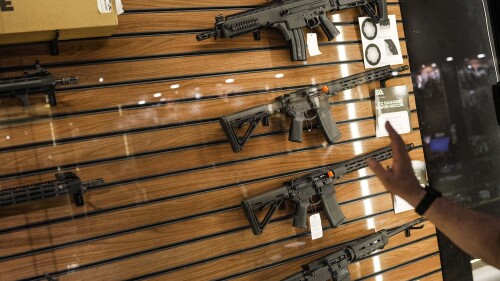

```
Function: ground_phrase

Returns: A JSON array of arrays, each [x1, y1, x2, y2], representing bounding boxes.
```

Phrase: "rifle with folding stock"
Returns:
[[197, 0, 389, 61]]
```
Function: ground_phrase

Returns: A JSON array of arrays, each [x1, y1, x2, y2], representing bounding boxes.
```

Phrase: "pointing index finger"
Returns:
[[385, 121, 411, 164]]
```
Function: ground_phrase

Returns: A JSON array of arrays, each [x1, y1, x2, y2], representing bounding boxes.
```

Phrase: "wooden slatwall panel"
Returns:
[[0, 0, 442, 280]]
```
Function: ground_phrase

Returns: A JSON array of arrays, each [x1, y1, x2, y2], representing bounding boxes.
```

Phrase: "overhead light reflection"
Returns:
[[275, 73, 284, 78], [373, 255, 382, 273], [477, 54, 486, 58], [225, 78, 235, 83], [170, 84, 180, 89], [284, 241, 306, 248], [358, 169, 367, 177], [350, 122, 360, 139], [363, 198, 373, 215], [331, 14, 341, 22], [347, 103, 357, 119], [49, 122, 57, 147], [446, 57, 454, 62], [367, 217, 375, 229], [353, 141, 363, 155], [360, 180, 370, 196], [5, 136, 10, 140], [154, 93, 162, 98], [138, 100, 146, 105], [123, 134, 130, 156]]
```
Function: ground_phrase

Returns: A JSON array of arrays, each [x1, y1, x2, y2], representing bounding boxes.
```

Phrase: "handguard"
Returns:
[[0, 172, 104, 208]]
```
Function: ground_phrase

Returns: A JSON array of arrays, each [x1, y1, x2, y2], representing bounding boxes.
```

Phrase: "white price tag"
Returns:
[[309, 213, 323, 240], [393, 194, 414, 214], [307, 33, 322, 56], [97, 0, 113, 13], [115, 0, 124, 15]]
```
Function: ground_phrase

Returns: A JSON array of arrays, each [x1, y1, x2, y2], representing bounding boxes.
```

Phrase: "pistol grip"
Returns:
[[288, 111, 304, 142], [292, 202, 309, 228], [318, 14, 340, 41]]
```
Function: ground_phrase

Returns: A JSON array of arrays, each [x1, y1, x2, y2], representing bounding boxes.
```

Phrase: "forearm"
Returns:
[[425, 197, 500, 268], [403, 189, 500, 268]]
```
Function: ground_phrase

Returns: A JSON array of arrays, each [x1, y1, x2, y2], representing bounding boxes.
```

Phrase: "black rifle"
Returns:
[[0, 172, 103, 208], [197, 0, 389, 61], [0, 60, 78, 108], [242, 143, 415, 235], [282, 217, 426, 281], [220, 65, 408, 153]]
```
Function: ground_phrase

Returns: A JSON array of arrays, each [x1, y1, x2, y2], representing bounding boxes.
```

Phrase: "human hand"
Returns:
[[367, 121, 425, 206]]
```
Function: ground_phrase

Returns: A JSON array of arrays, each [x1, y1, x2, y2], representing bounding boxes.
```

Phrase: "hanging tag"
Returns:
[[309, 213, 323, 240], [97, 0, 113, 13], [307, 33, 322, 56], [115, 0, 125, 15]]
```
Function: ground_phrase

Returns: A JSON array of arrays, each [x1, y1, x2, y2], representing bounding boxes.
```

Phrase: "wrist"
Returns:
[[415, 186, 442, 215], [403, 186, 426, 207], [395, 183, 426, 207]]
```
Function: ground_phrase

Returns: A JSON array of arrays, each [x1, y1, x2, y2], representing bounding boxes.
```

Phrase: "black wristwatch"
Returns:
[[415, 186, 442, 215]]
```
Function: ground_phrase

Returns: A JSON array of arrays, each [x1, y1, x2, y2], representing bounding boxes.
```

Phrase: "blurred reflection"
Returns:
[[363, 198, 373, 216], [373, 255, 383, 280], [350, 122, 361, 139], [413, 56, 500, 207], [284, 241, 306, 248], [353, 141, 363, 155], [360, 179, 370, 196], [347, 103, 357, 119], [367, 217, 375, 230]]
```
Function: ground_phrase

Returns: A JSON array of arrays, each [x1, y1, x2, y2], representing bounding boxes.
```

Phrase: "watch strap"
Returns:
[[415, 186, 442, 215]]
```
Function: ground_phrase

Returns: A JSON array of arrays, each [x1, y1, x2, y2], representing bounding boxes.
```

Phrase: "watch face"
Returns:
[[361, 18, 378, 40], [365, 43, 381, 66]]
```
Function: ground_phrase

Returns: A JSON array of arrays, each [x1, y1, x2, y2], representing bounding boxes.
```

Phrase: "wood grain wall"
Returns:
[[0, 0, 442, 280]]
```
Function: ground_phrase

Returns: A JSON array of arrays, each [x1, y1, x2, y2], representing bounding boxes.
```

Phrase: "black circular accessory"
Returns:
[[361, 18, 377, 40], [365, 43, 381, 66]]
